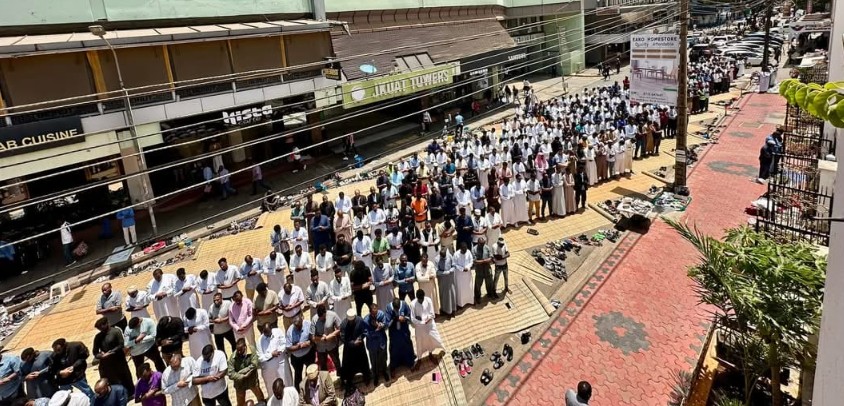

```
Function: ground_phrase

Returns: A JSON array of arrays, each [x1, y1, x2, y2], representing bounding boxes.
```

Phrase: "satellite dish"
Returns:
[[359, 64, 378, 75]]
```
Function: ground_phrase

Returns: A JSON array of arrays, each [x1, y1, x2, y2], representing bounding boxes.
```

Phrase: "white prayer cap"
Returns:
[[48, 391, 70, 406], [127, 285, 138, 293], [346, 308, 356, 320]]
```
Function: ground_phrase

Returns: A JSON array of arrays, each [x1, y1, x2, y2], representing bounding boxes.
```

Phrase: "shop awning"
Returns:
[[0, 19, 331, 56], [332, 19, 516, 81]]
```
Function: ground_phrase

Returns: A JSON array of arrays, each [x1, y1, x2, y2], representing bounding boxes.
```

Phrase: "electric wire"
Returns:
[[0, 10, 679, 251], [0, 11, 662, 207]]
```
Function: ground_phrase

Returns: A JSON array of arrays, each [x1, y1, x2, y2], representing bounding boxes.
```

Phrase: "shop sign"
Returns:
[[321, 67, 342, 81], [0, 116, 84, 157], [507, 53, 528, 62], [222, 105, 273, 126], [513, 33, 543, 45], [341, 63, 459, 109], [469, 68, 489, 76]]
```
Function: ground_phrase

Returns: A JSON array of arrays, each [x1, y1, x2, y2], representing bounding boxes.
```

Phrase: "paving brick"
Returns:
[[495, 94, 776, 405]]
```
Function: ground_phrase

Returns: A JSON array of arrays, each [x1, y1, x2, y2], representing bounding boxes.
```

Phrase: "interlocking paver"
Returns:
[[488, 94, 776, 405]]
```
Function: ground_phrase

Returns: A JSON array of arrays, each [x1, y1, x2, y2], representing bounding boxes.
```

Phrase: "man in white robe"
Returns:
[[289, 245, 313, 295], [351, 232, 373, 268], [174, 268, 199, 316], [125, 286, 152, 320], [512, 173, 530, 225], [451, 243, 475, 308], [148, 269, 179, 319], [263, 251, 288, 293], [410, 290, 444, 369], [257, 323, 293, 388], [196, 271, 216, 310], [328, 267, 353, 319], [184, 307, 213, 360], [499, 178, 516, 228], [289, 221, 309, 252]]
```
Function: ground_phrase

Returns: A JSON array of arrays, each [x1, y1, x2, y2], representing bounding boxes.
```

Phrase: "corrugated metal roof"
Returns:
[[0, 19, 331, 56], [333, 19, 515, 81]]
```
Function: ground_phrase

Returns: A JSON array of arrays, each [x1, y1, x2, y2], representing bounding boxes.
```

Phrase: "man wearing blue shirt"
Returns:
[[0, 353, 23, 405], [286, 316, 313, 390], [394, 255, 416, 303], [93, 379, 129, 406], [454, 112, 464, 137], [20, 348, 55, 400], [115, 207, 137, 246], [362, 303, 391, 387]]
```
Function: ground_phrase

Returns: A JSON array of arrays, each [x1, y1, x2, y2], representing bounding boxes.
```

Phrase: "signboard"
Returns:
[[341, 63, 459, 109], [629, 34, 680, 106], [513, 33, 543, 45], [321, 67, 342, 81], [0, 116, 84, 157], [222, 105, 273, 126]]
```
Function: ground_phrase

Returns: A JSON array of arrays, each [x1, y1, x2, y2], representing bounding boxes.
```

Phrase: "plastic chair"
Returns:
[[49, 281, 70, 301]]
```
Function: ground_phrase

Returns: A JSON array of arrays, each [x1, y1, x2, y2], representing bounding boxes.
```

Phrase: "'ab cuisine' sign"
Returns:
[[342, 63, 460, 109], [0, 116, 84, 157]]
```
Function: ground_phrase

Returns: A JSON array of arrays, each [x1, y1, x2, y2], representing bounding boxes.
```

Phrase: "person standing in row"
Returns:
[[192, 345, 230, 406], [125, 287, 152, 321], [175, 269, 199, 317], [310, 304, 341, 374], [93, 318, 135, 396], [20, 347, 56, 400], [227, 339, 265, 406], [279, 278, 305, 332], [254, 283, 279, 330], [185, 307, 213, 360], [208, 294, 236, 355], [339, 309, 370, 393], [239, 256, 264, 300], [257, 323, 292, 390], [133, 364, 164, 406], [263, 252, 287, 293], [50, 339, 94, 402], [410, 290, 444, 371], [492, 237, 512, 296], [285, 316, 313, 391], [228, 291, 256, 350], [124, 317, 167, 373], [148, 269, 178, 319], [161, 353, 201, 406], [328, 267, 352, 319], [473, 237, 496, 301], [96, 283, 126, 331], [362, 303, 391, 387], [214, 259, 240, 301]]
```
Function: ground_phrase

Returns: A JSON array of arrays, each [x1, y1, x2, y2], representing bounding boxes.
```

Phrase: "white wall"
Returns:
[[812, 0, 844, 402]]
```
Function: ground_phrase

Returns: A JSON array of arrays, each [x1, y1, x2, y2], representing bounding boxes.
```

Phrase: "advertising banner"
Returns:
[[629, 34, 680, 106], [342, 63, 460, 109]]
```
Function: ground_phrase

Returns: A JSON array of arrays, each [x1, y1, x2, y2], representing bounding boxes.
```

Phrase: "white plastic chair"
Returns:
[[49, 281, 70, 301]]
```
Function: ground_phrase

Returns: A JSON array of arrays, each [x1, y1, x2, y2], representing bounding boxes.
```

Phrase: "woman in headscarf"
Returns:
[[534, 151, 549, 176]]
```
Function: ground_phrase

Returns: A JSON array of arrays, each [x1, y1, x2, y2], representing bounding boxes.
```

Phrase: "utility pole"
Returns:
[[761, 2, 774, 69], [558, 29, 568, 94], [674, 0, 690, 192]]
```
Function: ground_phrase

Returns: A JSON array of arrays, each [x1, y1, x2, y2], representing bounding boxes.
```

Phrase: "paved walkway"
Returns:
[[2, 69, 633, 297], [486, 93, 777, 405]]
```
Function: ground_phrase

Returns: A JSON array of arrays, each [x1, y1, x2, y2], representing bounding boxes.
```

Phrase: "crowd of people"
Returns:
[[688, 55, 742, 115], [0, 73, 702, 406]]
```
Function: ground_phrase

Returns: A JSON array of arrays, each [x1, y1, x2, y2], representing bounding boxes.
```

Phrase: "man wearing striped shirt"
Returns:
[[161, 353, 200, 406]]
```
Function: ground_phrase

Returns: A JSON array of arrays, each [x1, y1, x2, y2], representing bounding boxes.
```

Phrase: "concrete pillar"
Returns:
[[117, 130, 154, 205], [228, 130, 247, 164]]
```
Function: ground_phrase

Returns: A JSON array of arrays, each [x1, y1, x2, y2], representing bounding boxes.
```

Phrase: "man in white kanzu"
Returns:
[[174, 268, 199, 316], [184, 307, 213, 360], [148, 269, 179, 319], [410, 289, 444, 370], [257, 322, 293, 389]]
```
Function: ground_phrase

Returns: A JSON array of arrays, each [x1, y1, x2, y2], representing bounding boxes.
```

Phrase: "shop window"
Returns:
[[0, 178, 28, 206], [229, 37, 284, 89], [0, 53, 97, 110], [169, 41, 234, 98], [98, 46, 174, 109], [284, 32, 333, 79]]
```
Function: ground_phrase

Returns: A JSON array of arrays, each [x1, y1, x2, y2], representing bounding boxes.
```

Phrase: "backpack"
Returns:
[[342, 389, 366, 406]]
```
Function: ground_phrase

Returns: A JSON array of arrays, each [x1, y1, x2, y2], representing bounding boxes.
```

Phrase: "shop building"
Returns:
[[583, 0, 675, 66], [0, 19, 338, 267]]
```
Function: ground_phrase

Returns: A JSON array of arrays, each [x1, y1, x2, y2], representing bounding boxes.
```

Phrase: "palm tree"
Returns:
[[665, 220, 826, 406]]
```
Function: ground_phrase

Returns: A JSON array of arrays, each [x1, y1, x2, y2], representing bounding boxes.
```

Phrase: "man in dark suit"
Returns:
[[50, 339, 94, 402], [367, 186, 383, 208], [574, 166, 589, 210]]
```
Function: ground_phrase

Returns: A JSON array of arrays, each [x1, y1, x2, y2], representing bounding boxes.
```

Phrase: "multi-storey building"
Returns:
[[0, 0, 586, 271]]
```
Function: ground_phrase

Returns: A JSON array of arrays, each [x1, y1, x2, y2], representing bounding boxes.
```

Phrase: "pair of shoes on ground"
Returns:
[[489, 343, 514, 370]]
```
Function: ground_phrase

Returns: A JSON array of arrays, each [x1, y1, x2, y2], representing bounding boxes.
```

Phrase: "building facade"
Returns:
[[0, 0, 586, 270]]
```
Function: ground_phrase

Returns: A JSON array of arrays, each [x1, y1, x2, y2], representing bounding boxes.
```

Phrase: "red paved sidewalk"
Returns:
[[486, 94, 779, 405]]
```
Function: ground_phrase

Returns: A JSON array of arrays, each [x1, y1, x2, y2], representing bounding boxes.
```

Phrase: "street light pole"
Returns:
[[674, 0, 690, 191], [89, 25, 159, 237]]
